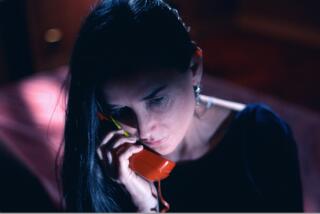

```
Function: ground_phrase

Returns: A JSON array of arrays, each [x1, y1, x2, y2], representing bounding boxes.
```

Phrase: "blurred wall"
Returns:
[[236, 0, 320, 47], [25, 0, 98, 72], [0, 0, 319, 112], [0, 0, 97, 86], [173, 0, 320, 112], [0, 0, 34, 84]]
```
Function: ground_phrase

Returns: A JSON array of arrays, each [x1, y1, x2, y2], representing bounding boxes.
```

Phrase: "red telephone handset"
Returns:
[[115, 142, 176, 181], [97, 112, 176, 181], [129, 147, 175, 181]]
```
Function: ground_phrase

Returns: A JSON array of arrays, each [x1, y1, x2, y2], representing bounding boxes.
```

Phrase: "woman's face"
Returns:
[[102, 67, 201, 155]]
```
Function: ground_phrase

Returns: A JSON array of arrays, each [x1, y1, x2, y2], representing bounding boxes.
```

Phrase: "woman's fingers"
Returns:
[[97, 130, 124, 160], [116, 144, 144, 183], [96, 129, 146, 184], [96, 129, 131, 160], [97, 134, 157, 210], [101, 129, 126, 147], [97, 130, 139, 176], [112, 136, 138, 150], [118, 144, 143, 162], [108, 137, 137, 165]]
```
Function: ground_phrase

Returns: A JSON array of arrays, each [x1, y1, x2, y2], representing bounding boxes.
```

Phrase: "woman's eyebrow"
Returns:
[[141, 85, 167, 101]]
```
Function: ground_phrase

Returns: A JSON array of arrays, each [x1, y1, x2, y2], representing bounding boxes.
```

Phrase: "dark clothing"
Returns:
[[161, 104, 303, 212]]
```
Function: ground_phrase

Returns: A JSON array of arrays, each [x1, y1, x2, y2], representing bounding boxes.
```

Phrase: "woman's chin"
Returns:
[[158, 144, 180, 160], [145, 136, 181, 159], [158, 148, 175, 156]]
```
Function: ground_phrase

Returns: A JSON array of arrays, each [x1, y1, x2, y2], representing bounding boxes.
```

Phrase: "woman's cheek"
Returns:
[[171, 97, 193, 130]]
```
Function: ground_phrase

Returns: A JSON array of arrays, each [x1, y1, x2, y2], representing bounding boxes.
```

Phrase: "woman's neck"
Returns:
[[165, 97, 232, 162]]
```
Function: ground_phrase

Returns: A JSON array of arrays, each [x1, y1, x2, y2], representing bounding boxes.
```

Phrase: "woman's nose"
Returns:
[[118, 108, 154, 140], [135, 111, 156, 141]]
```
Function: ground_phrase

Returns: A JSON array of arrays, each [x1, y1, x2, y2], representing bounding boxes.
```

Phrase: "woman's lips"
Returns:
[[144, 136, 167, 146]]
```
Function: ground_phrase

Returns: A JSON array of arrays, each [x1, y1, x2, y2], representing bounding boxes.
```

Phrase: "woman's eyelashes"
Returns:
[[148, 96, 169, 108], [109, 96, 170, 117]]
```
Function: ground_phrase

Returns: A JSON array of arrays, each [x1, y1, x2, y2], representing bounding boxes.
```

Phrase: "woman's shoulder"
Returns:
[[226, 102, 298, 161], [201, 95, 296, 153], [234, 103, 292, 137], [201, 95, 291, 135], [201, 95, 290, 134], [202, 95, 294, 145], [200, 97, 303, 211], [233, 105, 303, 211]]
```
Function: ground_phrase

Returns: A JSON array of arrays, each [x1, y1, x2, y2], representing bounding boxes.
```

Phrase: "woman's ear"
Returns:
[[190, 47, 203, 85]]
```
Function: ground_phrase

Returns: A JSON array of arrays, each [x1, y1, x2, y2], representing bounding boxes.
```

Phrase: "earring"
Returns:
[[193, 84, 201, 105]]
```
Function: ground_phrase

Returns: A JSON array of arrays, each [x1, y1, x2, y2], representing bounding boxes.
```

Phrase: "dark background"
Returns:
[[1, 0, 319, 112]]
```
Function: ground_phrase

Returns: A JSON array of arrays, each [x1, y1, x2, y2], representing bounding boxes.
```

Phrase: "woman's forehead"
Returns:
[[102, 68, 190, 102], [104, 68, 186, 90]]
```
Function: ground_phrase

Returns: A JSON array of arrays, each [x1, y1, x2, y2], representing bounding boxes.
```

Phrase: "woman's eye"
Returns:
[[150, 97, 163, 104], [148, 96, 168, 108]]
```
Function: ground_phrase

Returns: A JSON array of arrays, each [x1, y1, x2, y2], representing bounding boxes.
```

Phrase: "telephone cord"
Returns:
[[157, 180, 170, 213]]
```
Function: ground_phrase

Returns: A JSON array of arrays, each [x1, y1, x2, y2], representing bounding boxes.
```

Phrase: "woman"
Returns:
[[62, 0, 303, 212]]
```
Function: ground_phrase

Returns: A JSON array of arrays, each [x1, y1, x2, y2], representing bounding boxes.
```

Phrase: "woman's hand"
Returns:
[[97, 130, 159, 212]]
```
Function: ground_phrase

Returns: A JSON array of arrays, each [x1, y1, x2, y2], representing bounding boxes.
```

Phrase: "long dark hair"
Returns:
[[62, 0, 197, 211]]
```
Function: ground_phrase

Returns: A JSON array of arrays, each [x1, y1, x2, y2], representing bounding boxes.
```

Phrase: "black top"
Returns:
[[161, 104, 303, 212]]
